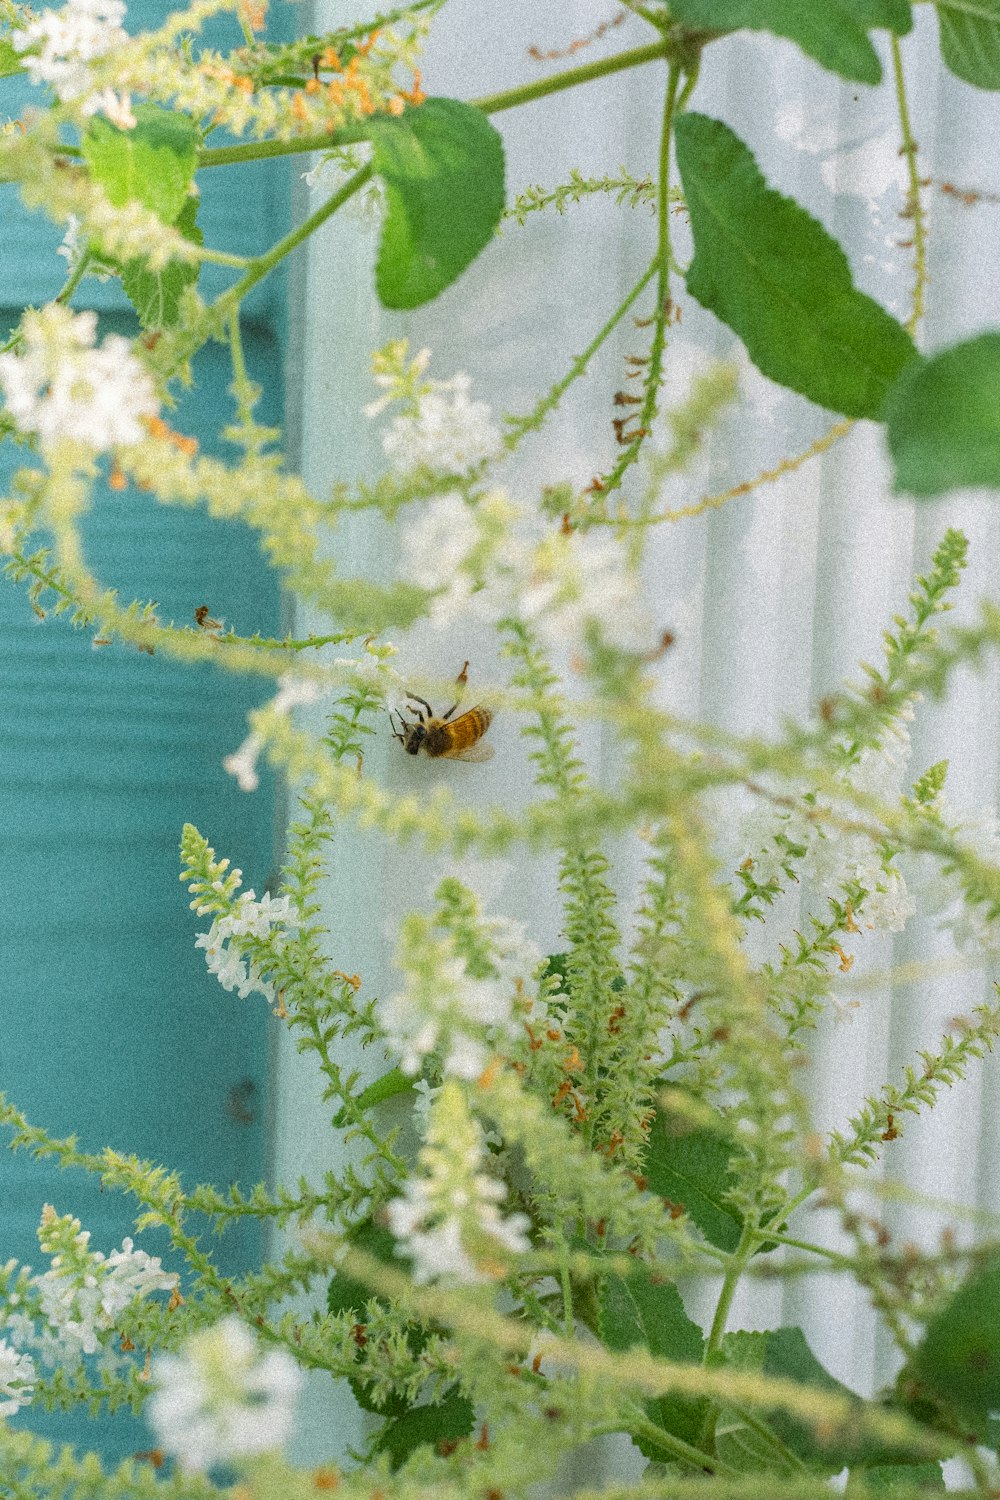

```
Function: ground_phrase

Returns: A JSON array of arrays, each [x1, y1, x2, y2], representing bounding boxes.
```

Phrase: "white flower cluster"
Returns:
[[12, 0, 134, 125], [744, 712, 917, 937], [387, 1082, 530, 1285], [195, 890, 298, 1006], [147, 1316, 303, 1473], [398, 491, 657, 654], [223, 674, 323, 793], [0, 306, 157, 452], [0, 1217, 178, 1372], [380, 911, 538, 1080], [519, 528, 656, 655], [0, 1340, 35, 1416], [373, 354, 502, 476]]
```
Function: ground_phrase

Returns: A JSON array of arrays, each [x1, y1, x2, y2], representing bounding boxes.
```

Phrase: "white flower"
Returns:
[[195, 891, 298, 1006], [400, 494, 480, 593], [223, 675, 323, 793], [0, 306, 157, 451], [12, 0, 133, 121], [387, 1085, 530, 1285], [35, 1228, 176, 1362], [518, 530, 657, 655], [0, 1341, 34, 1416], [380, 957, 511, 1079], [380, 372, 502, 476], [741, 711, 916, 937], [56, 215, 82, 265], [147, 1317, 303, 1473]]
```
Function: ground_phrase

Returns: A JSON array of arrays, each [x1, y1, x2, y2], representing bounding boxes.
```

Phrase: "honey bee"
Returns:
[[390, 661, 494, 763]]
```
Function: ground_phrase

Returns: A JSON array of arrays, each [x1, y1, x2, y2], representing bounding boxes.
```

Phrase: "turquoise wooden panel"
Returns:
[[0, 313, 283, 1460]]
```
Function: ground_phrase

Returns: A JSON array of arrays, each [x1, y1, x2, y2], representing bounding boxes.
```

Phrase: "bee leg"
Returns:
[[406, 694, 434, 722], [388, 710, 406, 744], [442, 660, 470, 722]]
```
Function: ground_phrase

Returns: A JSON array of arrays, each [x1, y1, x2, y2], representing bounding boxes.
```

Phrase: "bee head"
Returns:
[[403, 723, 425, 754]]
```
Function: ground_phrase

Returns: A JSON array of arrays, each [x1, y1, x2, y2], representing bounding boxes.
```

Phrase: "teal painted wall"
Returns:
[[0, 320, 284, 1459], [0, 0, 292, 1460]]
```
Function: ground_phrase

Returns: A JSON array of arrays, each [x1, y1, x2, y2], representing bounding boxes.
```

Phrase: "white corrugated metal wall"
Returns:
[[275, 0, 1000, 1464]]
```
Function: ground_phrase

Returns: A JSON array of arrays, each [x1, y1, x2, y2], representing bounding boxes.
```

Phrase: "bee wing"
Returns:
[[443, 740, 495, 763]]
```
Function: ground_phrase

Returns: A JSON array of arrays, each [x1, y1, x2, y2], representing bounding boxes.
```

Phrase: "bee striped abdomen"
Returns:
[[427, 706, 492, 758]]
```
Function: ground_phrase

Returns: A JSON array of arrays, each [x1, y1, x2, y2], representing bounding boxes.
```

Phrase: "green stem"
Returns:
[[890, 32, 926, 337], [601, 59, 680, 534], [755, 1229, 843, 1262], [503, 259, 658, 450], [54, 249, 92, 306], [706, 1229, 755, 1361], [476, 39, 671, 115], [196, 41, 672, 169], [723, 1400, 810, 1473], [625, 1411, 735, 1475], [560, 1246, 574, 1338], [214, 160, 374, 321], [656, 61, 680, 305]]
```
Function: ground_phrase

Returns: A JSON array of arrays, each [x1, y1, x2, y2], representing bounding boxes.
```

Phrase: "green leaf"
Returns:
[[82, 104, 199, 225], [120, 195, 202, 329], [905, 1252, 1000, 1436], [854, 1463, 945, 1493], [642, 1100, 743, 1253], [326, 1218, 399, 1318], [885, 331, 1000, 495], [367, 97, 505, 309], [600, 1267, 707, 1454], [0, 39, 25, 77], [674, 113, 918, 420], [935, 0, 1000, 88], [721, 1328, 931, 1473], [373, 1387, 475, 1470], [669, 0, 911, 84]]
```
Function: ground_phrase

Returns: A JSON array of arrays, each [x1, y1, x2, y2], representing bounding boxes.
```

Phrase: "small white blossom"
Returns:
[[741, 712, 916, 937], [380, 371, 502, 475], [0, 1341, 35, 1416], [380, 958, 511, 1079], [518, 531, 657, 655], [147, 1317, 303, 1473], [12, 0, 133, 122], [56, 215, 82, 265], [34, 1224, 177, 1363], [400, 493, 480, 593], [0, 306, 157, 451], [387, 1083, 530, 1285], [222, 675, 323, 793], [195, 891, 298, 1006]]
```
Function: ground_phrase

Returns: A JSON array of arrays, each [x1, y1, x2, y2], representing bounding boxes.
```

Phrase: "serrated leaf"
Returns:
[[600, 1268, 707, 1454], [367, 97, 505, 309], [670, 0, 911, 83], [373, 1387, 475, 1470], [721, 1328, 929, 1473], [82, 104, 199, 225], [0, 39, 25, 77], [120, 194, 202, 329], [885, 331, 1000, 495], [904, 1252, 1000, 1436], [642, 1100, 743, 1252], [674, 112, 918, 420], [935, 0, 1000, 88]]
